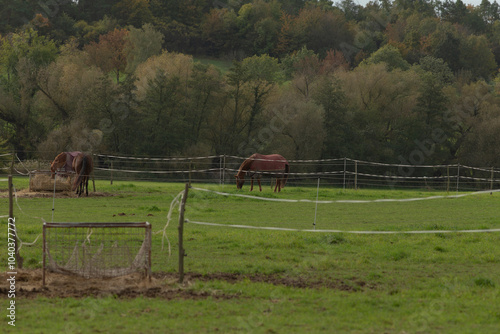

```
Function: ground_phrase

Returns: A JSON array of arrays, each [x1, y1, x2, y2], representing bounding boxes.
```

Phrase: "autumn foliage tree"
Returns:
[[84, 28, 129, 83]]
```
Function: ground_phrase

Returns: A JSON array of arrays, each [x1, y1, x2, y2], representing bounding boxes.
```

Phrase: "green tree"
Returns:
[[74, 16, 119, 46], [0, 30, 58, 156], [478, 0, 500, 24], [77, 0, 120, 22], [150, 0, 209, 54], [459, 34, 497, 80], [260, 89, 326, 160], [138, 69, 185, 155], [125, 23, 164, 74], [282, 47, 320, 98], [113, 0, 153, 27], [186, 63, 223, 146], [236, 0, 282, 56], [240, 54, 283, 137], [0, 0, 35, 34], [311, 74, 352, 159], [447, 80, 498, 161], [418, 56, 454, 85], [439, 0, 467, 24], [424, 24, 461, 72], [0, 59, 46, 156], [0, 29, 58, 85], [338, 63, 421, 161], [132, 51, 194, 154], [360, 44, 410, 71], [411, 57, 453, 162], [0, 136, 12, 171], [200, 8, 239, 56], [295, 5, 353, 57]]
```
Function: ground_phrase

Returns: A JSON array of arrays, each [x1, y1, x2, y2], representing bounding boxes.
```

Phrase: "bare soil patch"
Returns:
[[0, 269, 373, 300], [0, 269, 235, 300]]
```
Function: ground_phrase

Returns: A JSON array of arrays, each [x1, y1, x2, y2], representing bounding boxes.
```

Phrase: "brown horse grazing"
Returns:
[[72, 153, 94, 197], [235, 153, 289, 192], [50, 151, 81, 178]]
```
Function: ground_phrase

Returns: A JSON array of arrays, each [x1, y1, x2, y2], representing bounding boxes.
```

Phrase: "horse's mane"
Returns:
[[238, 155, 257, 173], [54, 152, 66, 161]]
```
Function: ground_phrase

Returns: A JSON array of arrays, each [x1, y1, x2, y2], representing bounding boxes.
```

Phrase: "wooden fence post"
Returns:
[[92, 153, 96, 192], [354, 160, 358, 190], [490, 167, 494, 191], [446, 166, 450, 193], [178, 183, 189, 283], [343, 157, 347, 190], [10, 152, 15, 175], [42, 223, 46, 286], [110, 161, 113, 185]]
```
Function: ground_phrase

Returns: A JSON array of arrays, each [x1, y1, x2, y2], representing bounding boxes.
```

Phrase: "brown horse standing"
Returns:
[[72, 153, 94, 197], [235, 153, 289, 192], [50, 151, 81, 178]]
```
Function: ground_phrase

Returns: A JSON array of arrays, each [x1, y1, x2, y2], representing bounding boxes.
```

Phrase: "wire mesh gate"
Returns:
[[43, 222, 152, 285]]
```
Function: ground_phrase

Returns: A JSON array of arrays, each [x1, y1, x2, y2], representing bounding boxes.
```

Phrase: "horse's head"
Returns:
[[235, 174, 245, 189], [50, 153, 66, 179]]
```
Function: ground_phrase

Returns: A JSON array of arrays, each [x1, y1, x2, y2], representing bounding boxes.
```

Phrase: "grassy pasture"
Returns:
[[194, 57, 234, 74], [1, 178, 500, 333]]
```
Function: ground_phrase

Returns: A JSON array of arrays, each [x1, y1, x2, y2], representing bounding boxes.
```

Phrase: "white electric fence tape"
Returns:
[[185, 220, 500, 234], [186, 187, 500, 234], [190, 187, 500, 204]]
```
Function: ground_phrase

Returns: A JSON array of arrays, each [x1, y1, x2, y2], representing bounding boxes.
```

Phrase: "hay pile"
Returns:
[[30, 172, 74, 192]]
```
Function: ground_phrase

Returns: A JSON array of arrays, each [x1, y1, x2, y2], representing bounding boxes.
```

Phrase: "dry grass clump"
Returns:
[[30, 172, 74, 192]]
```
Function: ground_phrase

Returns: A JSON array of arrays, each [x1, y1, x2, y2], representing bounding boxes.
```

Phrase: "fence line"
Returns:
[[96, 153, 220, 161], [94, 167, 221, 174], [7, 153, 500, 191]]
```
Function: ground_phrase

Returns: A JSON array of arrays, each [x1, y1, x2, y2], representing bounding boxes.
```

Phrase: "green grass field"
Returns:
[[194, 57, 234, 74], [1, 178, 500, 333]]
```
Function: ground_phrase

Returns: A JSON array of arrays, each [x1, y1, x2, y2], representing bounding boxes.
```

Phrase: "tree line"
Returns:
[[2, 0, 500, 168]]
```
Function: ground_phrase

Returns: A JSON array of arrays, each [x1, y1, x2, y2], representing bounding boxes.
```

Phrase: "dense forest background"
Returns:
[[2, 0, 500, 168]]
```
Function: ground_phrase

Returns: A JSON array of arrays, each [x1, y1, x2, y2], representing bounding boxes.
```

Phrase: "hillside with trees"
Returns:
[[2, 0, 500, 167]]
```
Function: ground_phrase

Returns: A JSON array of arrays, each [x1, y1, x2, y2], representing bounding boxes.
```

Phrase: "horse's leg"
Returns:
[[84, 176, 88, 196], [258, 177, 262, 192], [78, 176, 84, 197], [250, 177, 254, 191], [86, 176, 89, 196]]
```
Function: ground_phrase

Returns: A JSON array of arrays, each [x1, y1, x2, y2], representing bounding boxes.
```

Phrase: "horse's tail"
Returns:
[[281, 163, 289, 188], [72, 155, 87, 191]]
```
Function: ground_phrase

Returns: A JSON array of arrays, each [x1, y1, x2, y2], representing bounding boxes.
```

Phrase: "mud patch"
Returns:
[[0, 269, 374, 300], [0, 269, 236, 300], [189, 272, 374, 291]]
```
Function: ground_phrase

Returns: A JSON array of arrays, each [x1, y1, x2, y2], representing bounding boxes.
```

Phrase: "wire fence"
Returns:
[[4, 153, 500, 191], [3, 152, 500, 280]]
